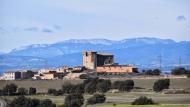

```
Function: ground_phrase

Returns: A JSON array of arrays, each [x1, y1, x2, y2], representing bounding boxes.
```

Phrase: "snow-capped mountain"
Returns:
[[0, 37, 190, 72]]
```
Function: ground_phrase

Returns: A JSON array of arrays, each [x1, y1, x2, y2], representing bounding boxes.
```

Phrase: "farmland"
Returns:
[[0, 78, 190, 106]]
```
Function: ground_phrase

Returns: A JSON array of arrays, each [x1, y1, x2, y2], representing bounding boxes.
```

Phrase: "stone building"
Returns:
[[83, 51, 114, 69], [83, 51, 137, 73]]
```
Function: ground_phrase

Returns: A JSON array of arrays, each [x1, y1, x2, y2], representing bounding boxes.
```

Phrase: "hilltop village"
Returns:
[[0, 51, 138, 80]]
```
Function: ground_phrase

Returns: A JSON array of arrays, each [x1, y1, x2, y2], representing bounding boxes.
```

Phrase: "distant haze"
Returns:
[[0, 0, 190, 52]]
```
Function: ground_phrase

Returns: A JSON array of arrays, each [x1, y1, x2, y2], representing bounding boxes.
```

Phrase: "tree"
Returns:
[[112, 80, 134, 91], [62, 83, 73, 94], [0, 89, 3, 96], [132, 96, 155, 105], [18, 87, 28, 95], [48, 88, 63, 96], [153, 79, 170, 92], [3, 83, 17, 95], [39, 99, 56, 107], [87, 94, 106, 105], [96, 80, 111, 93], [171, 68, 190, 75], [29, 87, 36, 95], [9, 96, 30, 107], [9, 95, 55, 107], [85, 81, 97, 94], [79, 74, 89, 79], [144, 69, 161, 75], [63, 94, 84, 107], [26, 70, 34, 78]]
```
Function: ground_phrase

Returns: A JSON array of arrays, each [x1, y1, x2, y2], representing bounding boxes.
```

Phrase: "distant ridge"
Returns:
[[0, 37, 190, 72]]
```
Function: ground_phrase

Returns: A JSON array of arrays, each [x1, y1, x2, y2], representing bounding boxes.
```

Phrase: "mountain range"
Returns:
[[0, 37, 190, 73]]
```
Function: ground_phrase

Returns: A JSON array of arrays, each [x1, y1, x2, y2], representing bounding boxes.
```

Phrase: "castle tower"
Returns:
[[83, 51, 97, 69]]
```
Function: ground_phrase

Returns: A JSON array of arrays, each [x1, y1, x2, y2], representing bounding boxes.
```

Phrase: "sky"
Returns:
[[0, 0, 190, 53]]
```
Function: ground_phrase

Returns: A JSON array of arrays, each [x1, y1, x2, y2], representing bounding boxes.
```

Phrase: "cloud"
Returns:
[[53, 25, 62, 30], [24, 27, 39, 32], [42, 28, 53, 33], [176, 15, 186, 21]]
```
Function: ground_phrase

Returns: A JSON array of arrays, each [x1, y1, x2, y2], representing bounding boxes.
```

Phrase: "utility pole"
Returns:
[[158, 54, 162, 70]]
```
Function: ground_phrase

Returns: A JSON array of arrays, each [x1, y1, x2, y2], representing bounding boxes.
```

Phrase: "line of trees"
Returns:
[[48, 78, 134, 96], [0, 84, 36, 96], [142, 69, 161, 75], [8, 96, 56, 107], [171, 68, 190, 76]]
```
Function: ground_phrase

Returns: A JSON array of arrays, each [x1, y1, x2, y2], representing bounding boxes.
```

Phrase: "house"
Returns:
[[96, 65, 136, 73], [2, 71, 21, 80]]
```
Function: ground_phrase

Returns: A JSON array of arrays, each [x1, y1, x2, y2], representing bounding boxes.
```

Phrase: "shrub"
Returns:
[[9, 96, 40, 107], [9, 96, 55, 107], [0, 89, 3, 96], [3, 83, 17, 95], [85, 81, 97, 94], [29, 87, 36, 95], [171, 68, 190, 75], [153, 79, 170, 92], [63, 94, 84, 107], [18, 87, 28, 95], [62, 83, 74, 94], [87, 94, 106, 105], [96, 80, 111, 93], [39, 99, 56, 107], [48, 88, 63, 96], [79, 74, 89, 79], [144, 69, 161, 75], [112, 80, 134, 91], [132, 96, 155, 105]]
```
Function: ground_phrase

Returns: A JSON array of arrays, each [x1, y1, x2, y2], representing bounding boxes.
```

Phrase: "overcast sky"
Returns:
[[0, 0, 190, 52]]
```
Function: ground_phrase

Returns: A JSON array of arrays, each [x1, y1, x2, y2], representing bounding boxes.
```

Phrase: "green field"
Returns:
[[0, 78, 190, 106], [1, 92, 190, 106], [0, 78, 190, 92], [88, 104, 190, 107]]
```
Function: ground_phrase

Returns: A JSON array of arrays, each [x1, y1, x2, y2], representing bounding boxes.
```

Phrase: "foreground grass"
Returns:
[[87, 104, 190, 107]]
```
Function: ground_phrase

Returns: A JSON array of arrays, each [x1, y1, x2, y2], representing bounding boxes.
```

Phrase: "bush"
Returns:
[[132, 96, 155, 105], [9, 96, 56, 107], [29, 87, 36, 95], [48, 88, 63, 96], [39, 99, 56, 107], [0, 89, 3, 96], [96, 80, 111, 93], [3, 83, 17, 95], [87, 94, 106, 105], [63, 94, 84, 107], [112, 80, 134, 91], [171, 68, 190, 75], [79, 74, 89, 79], [153, 79, 170, 92], [9, 96, 40, 107], [18, 87, 28, 95], [144, 69, 161, 75], [85, 80, 97, 94]]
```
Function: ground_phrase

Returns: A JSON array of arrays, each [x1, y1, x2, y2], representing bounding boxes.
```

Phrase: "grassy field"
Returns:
[[0, 78, 190, 106], [87, 104, 190, 107], [1, 92, 190, 106], [0, 78, 190, 92]]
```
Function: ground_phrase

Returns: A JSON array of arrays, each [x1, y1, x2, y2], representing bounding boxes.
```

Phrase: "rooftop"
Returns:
[[97, 52, 113, 56]]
